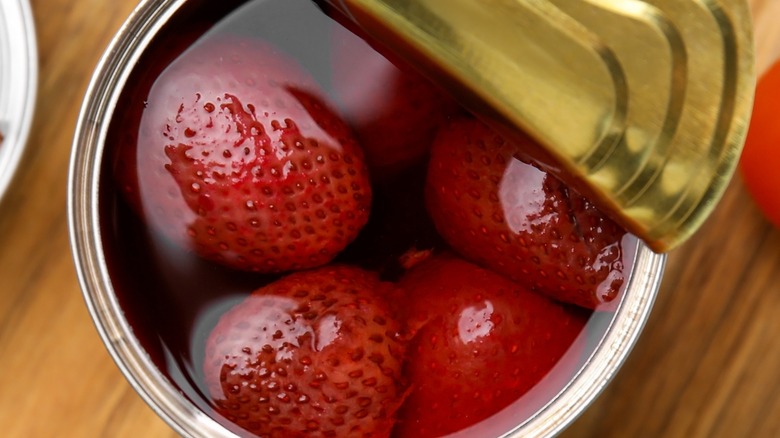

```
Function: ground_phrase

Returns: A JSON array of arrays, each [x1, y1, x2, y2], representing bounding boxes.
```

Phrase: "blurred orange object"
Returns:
[[740, 58, 780, 228], [739, 0, 780, 227]]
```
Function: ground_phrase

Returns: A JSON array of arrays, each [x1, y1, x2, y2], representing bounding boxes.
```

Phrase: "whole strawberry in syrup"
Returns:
[[119, 36, 372, 273], [425, 116, 630, 309], [203, 265, 408, 437], [394, 255, 586, 437]]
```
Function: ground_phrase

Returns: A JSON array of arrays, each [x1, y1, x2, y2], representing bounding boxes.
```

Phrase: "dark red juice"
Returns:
[[99, 0, 634, 435]]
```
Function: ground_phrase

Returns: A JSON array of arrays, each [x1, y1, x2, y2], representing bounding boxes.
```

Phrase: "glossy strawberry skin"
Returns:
[[203, 265, 408, 438], [330, 23, 460, 179], [425, 117, 630, 309], [393, 255, 587, 437], [118, 36, 372, 273]]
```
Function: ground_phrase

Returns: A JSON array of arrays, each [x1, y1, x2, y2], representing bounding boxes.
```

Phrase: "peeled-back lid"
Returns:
[[323, 0, 755, 252]]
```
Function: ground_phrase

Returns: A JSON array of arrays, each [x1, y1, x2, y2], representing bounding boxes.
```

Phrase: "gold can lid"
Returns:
[[327, 0, 755, 252]]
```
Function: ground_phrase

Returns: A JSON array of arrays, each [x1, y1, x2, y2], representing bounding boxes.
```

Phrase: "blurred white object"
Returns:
[[0, 0, 38, 205]]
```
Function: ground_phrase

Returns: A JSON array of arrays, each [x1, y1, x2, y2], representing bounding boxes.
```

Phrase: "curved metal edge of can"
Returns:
[[506, 247, 666, 438]]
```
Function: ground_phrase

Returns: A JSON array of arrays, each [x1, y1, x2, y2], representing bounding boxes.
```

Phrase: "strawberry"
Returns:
[[330, 22, 460, 179], [393, 255, 586, 437], [425, 116, 630, 309], [117, 36, 372, 273], [203, 265, 408, 437]]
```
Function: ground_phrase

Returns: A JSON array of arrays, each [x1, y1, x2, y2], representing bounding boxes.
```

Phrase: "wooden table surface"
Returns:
[[1, 0, 778, 437]]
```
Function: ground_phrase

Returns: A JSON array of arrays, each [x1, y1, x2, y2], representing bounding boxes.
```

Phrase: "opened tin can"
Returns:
[[68, 0, 666, 436]]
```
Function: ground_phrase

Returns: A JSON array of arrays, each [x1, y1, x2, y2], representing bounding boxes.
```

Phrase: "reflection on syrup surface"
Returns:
[[99, 0, 635, 436], [457, 301, 495, 344]]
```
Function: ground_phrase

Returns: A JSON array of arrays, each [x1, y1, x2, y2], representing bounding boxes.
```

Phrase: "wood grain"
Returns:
[[0, 0, 176, 436], [0, 0, 777, 437]]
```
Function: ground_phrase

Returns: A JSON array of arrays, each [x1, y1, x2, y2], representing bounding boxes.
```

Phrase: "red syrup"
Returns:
[[98, 0, 635, 435]]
